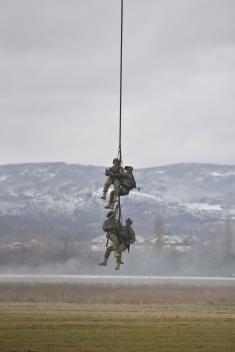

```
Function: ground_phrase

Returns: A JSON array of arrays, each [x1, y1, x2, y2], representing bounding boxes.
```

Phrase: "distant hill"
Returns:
[[0, 162, 235, 242]]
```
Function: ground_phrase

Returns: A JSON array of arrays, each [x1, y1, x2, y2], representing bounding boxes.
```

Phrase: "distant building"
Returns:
[[148, 234, 191, 252], [162, 235, 184, 245]]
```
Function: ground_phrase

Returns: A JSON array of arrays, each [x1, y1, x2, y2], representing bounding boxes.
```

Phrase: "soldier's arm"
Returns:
[[130, 228, 136, 243], [132, 175, 137, 188], [108, 166, 115, 177], [119, 167, 124, 175], [117, 167, 125, 181]]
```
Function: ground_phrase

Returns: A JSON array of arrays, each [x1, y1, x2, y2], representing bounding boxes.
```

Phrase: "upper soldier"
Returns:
[[104, 166, 136, 209], [98, 217, 136, 270], [101, 158, 124, 200]]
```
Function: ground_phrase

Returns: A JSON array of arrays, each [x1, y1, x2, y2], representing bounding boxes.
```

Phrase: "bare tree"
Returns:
[[223, 217, 234, 261], [155, 214, 165, 248]]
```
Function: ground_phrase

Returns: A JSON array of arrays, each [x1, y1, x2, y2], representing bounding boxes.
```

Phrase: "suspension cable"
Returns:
[[118, 0, 124, 222], [118, 0, 123, 163]]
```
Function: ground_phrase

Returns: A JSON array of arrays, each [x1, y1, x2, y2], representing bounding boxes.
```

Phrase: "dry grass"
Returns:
[[0, 303, 234, 352], [0, 282, 235, 304]]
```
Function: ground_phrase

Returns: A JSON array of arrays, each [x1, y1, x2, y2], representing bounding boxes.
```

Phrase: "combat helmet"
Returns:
[[113, 158, 121, 164]]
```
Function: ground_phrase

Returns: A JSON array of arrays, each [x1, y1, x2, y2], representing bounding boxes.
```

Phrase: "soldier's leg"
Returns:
[[109, 233, 119, 251], [113, 179, 121, 197], [104, 233, 120, 269], [104, 190, 115, 209], [98, 243, 114, 266], [106, 179, 120, 209], [101, 177, 112, 199], [115, 243, 127, 270], [104, 244, 114, 259]]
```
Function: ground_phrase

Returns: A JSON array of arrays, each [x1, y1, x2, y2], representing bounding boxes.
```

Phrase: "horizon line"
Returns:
[[0, 161, 235, 169]]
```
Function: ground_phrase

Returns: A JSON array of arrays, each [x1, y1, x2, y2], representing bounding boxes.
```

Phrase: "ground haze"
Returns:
[[0, 275, 235, 304]]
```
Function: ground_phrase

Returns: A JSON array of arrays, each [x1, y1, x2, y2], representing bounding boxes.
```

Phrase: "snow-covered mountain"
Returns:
[[0, 162, 235, 241]]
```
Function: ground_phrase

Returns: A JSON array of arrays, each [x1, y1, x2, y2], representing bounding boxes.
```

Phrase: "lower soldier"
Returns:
[[101, 158, 124, 200], [105, 166, 136, 209], [98, 218, 136, 270], [98, 206, 120, 267]]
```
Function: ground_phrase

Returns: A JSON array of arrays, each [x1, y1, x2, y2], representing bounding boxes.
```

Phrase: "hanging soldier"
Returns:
[[98, 217, 136, 270], [98, 205, 120, 267], [104, 166, 136, 209], [101, 158, 124, 201], [99, 1, 137, 271]]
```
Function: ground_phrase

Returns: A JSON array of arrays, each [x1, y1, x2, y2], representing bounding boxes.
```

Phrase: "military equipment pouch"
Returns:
[[118, 233, 130, 247], [103, 223, 114, 232], [121, 175, 136, 191]]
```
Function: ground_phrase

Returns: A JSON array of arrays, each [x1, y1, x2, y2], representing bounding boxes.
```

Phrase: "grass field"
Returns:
[[0, 282, 235, 304], [0, 304, 234, 352]]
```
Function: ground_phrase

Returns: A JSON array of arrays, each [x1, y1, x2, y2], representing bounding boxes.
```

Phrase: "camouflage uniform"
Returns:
[[98, 206, 120, 266], [101, 158, 124, 200], [103, 218, 136, 270], [102, 208, 119, 234], [106, 166, 136, 208], [120, 166, 136, 195]]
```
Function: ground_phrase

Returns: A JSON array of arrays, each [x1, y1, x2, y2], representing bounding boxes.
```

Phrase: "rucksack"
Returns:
[[102, 219, 116, 233]]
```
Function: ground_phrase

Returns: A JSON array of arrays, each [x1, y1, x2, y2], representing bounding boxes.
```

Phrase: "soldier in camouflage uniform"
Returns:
[[101, 158, 124, 201], [105, 166, 136, 209], [98, 206, 120, 266], [98, 217, 136, 270]]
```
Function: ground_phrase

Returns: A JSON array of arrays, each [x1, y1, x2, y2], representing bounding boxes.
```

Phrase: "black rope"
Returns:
[[118, 0, 123, 163], [118, 0, 123, 223]]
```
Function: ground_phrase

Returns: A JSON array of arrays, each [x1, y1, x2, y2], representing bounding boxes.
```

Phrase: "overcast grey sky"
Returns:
[[0, 0, 235, 167]]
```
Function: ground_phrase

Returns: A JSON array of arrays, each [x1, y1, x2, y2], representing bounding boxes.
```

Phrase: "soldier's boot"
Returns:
[[105, 191, 114, 209], [98, 257, 108, 266], [104, 202, 114, 209], [115, 262, 120, 270], [105, 191, 117, 209], [101, 191, 107, 200], [119, 254, 124, 264]]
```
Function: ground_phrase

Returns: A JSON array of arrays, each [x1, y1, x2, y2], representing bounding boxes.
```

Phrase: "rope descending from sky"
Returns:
[[118, 0, 124, 222]]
